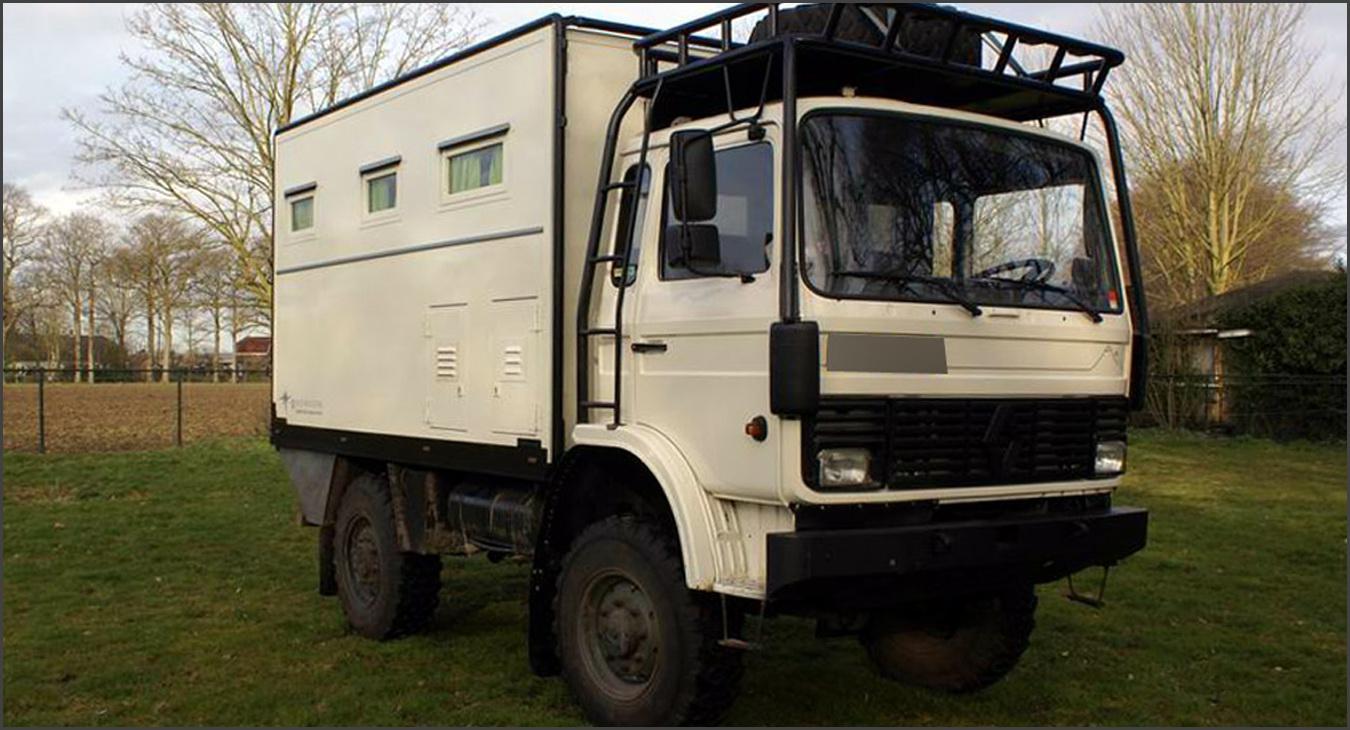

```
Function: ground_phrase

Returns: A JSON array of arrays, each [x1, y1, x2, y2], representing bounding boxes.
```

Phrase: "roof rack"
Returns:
[[629, 3, 1124, 126]]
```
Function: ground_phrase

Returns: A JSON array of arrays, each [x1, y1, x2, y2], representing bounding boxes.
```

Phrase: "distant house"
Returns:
[[1165, 269, 1340, 368], [1156, 269, 1344, 425], [232, 336, 272, 374]]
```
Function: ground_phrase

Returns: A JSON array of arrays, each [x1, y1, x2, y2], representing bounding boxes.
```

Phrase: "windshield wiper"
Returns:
[[976, 277, 1104, 323], [833, 270, 983, 317]]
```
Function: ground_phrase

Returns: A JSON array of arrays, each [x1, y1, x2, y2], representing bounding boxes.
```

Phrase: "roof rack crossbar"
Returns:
[[631, 3, 1124, 114]]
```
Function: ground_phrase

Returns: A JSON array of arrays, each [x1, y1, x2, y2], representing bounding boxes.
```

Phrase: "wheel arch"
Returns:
[[552, 424, 720, 589], [526, 423, 722, 676]]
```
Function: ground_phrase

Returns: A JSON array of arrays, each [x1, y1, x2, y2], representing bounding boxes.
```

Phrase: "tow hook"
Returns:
[[1065, 564, 1112, 608]]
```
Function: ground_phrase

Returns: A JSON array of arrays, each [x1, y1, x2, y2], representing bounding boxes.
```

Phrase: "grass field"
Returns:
[[1, 383, 270, 453], [2, 431, 1345, 726]]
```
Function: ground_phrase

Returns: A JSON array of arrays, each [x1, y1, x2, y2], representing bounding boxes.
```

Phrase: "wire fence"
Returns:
[[1140, 373, 1347, 440], [3, 368, 1343, 454], [2, 368, 272, 454], [2, 366, 271, 384]]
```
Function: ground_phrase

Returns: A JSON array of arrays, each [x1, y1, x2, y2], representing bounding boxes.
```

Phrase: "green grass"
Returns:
[[3, 431, 1345, 726]]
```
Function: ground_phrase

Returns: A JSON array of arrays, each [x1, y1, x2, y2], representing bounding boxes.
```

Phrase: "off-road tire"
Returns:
[[555, 516, 743, 726], [333, 472, 441, 640], [862, 585, 1037, 693]]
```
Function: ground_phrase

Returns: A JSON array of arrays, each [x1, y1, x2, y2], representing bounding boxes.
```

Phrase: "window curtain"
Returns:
[[291, 197, 313, 230], [449, 144, 503, 194], [368, 174, 396, 211]]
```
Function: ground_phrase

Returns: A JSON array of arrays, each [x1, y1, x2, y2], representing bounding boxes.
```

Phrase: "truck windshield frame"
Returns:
[[797, 108, 1124, 316]]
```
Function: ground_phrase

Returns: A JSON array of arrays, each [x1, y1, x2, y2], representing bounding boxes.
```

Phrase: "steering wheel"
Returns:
[[974, 258, 1056, 283]]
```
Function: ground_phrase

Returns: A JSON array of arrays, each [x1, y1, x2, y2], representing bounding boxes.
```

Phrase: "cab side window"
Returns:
[[610, 164, 651, 287], [660, 142, 773, 281]]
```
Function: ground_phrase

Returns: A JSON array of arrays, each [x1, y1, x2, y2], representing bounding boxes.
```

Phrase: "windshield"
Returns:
[[800, 112, 1122, 315]]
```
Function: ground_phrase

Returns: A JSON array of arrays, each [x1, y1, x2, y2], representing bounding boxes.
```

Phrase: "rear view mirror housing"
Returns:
[[665, 224, 722, 270], [669, 130, 717, 222]]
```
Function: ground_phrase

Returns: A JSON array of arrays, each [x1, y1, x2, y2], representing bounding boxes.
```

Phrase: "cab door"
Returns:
[[629, 137, 781, 501]]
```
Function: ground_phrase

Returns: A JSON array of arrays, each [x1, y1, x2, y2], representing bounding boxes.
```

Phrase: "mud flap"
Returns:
[[527, 488, 563, 676], [318, 524, 337, 596]]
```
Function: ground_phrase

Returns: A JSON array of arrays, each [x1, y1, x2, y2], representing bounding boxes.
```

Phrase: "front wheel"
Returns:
[[555, 516, 743, 726], [862, 585, 1037, 693]]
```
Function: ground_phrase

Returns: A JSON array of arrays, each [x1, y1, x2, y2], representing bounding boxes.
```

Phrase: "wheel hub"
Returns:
[[345, 517, 381, 605], [587, 576, 658, 686]]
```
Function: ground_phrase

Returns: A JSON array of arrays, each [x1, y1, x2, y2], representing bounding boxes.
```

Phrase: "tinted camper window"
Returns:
[[448, 143, 504, 195], [290, 196, 314, 232], [367, 172, 397, 213]]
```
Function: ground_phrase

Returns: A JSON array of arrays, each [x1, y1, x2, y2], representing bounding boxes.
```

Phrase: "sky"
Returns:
[[3, 2, 1347, 231]]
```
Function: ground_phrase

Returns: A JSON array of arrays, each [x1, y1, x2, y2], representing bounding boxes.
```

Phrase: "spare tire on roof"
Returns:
[[748, 4, 982, 67]]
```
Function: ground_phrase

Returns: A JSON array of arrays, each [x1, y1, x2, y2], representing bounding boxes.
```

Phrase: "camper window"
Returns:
[[445, 142, 504, 196], [290, 195, 314, 232], [366, 171, 398, 214]]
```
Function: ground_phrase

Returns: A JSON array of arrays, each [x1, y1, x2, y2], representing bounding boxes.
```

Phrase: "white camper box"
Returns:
[[273, 20, 643, 470]]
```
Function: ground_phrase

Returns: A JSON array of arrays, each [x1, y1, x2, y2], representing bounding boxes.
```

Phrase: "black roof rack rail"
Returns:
[[628, 3, 1124, 126]]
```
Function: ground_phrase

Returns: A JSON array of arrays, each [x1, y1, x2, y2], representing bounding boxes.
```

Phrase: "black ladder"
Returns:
[[575, 80, 663, 429]]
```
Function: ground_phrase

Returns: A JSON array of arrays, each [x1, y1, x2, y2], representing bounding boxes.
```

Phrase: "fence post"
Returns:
[[37, 367, 46, 454], [176, 372, 184, 448]]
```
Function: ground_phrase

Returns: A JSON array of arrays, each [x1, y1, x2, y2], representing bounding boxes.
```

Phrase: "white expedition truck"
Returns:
[[271, 3, 1150, 725]]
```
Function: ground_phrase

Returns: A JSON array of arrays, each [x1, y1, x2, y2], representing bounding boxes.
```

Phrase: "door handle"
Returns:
[[631, 341, 668, 354]]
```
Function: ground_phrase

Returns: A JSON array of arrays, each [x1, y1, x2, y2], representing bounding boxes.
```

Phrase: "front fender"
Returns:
[[571, 423, 721, 591]]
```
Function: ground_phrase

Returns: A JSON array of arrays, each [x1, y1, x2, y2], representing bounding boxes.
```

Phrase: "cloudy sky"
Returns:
[[3, 2, 1347, 229]]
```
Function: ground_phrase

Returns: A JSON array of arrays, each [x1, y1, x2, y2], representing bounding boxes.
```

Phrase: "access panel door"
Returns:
[[426, 303, 468, 432], [489, 296, 543, 438]]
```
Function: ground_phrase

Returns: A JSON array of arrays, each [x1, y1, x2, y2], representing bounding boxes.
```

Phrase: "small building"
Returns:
[[232, 336, 272, 374], [1155, 269, 1343, 428]]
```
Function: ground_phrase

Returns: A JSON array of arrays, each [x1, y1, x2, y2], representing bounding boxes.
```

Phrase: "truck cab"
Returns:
[[271, 4, 1149, 726]]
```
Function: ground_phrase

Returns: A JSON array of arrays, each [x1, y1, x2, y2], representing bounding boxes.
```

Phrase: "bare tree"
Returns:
[[39, 214, 111, 381], [97, 253, 141, 367], [117, 214, 199, 381], [3, 183, 48, 362], [1098, 3, 1346, 307], [191, 247, 236, 381], [106, 238, 159, 380], [147, 215, 200, 382], [65, 4, 485, 328]]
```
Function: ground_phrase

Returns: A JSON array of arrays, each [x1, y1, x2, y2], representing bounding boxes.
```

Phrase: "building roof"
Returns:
[[1160, 269, 1344, 325], [235, 336, 272, 355]]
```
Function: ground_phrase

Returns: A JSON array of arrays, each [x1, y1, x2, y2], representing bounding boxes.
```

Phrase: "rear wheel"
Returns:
[[862, 585, 1037, 693], [333, 472, 441, 639], [555, 516, 742, 726]]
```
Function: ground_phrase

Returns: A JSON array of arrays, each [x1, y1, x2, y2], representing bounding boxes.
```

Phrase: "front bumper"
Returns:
[[766, 506, 1147, 600]]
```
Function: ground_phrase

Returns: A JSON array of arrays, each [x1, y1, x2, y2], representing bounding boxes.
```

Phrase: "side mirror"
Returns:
[[669, 130, 717, 222], [665, 224, 722, 270]]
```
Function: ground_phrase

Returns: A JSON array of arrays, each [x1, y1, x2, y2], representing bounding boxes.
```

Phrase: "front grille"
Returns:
[[804, 396, 1128, 490]]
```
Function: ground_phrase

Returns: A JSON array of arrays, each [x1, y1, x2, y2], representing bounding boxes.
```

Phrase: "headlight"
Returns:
[[1095, 440, 1126, 476], [818, 448, 874, 488]]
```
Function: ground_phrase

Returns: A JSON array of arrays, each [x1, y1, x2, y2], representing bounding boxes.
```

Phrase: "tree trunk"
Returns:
[[145, 294, 156, 382], [211, 309, 222, 383], [161, 303, 173, 383], [72, 303, 82, 383], [87, 286, 96, 384], [229, 300, 240, 384]]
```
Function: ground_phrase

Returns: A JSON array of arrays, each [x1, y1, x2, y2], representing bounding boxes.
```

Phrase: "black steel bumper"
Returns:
[[766, 506, 1147, 600]]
